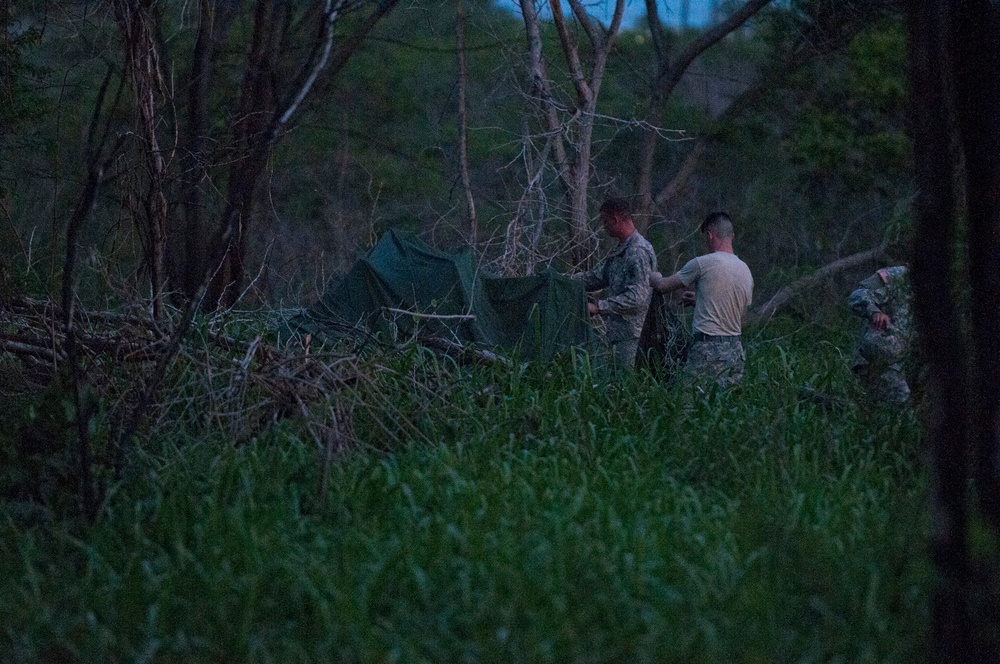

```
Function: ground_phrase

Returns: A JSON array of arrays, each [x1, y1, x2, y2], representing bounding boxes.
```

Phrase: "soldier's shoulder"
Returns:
[[631, 231, 654, 250], [859, 266, 904, 291], [626, 232, 656, 259], [882, 265, 908, 282], [872, 265, 907, 282]]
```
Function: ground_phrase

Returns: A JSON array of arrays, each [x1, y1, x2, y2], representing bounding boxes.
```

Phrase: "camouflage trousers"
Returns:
[[684, 336, 745, 388], [852, 362, 910, 406], [851, 330, 911, 406], [594, 337, 640, 376]]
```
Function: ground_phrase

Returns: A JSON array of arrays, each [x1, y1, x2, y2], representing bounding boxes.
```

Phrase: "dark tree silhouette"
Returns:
[[907, 2, 1000, 660]]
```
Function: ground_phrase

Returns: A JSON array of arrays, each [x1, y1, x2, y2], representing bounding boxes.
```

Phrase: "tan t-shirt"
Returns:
[[676, 252, 753, 337]]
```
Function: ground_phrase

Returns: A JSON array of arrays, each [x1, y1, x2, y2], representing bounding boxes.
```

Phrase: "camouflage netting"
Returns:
[[282, 230, 596, 361], [283, 230, 689, 369]]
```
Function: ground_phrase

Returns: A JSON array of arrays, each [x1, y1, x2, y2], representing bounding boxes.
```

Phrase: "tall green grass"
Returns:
[[0, 315, 929, 662]]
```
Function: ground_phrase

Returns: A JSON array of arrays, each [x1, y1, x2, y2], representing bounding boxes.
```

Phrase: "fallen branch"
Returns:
[[384, 307, 475, 320], [747, 243, 887, 324], [0, 338, 62, 364]]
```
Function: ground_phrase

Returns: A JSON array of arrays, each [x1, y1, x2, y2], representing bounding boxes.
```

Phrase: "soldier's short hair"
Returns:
[[600, 197, 632, 220], [700, 211, 734, 238]]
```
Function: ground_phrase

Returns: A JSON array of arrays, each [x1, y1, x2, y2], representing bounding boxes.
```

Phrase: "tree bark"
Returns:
[[111, 0, 171, 319], [456, 0, 477, 244], [517, 0, 572, 264], [207, 0, 284, 309], [907, 3, 970, 660], [180, 0, 235, 300], [207, 0, 400, 309], [948, 0, 1000, 534], [515, 0, 625, 270], [59, 69, 122, 523]]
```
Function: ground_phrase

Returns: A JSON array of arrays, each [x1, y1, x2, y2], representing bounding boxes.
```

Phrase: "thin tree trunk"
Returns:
[[59, 69, 120, 522], [112, 0, 170, 319], [636, 0, 773, 226], [456, 0, 476, 245], [62, 165, 101, 523], [516, 0, 624, 270], [334, 105, 351, 273], [207, 0, 399, 309], [180, 0, 234, 300]]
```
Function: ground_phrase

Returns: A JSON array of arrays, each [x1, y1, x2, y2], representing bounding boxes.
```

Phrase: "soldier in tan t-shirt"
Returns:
[[650, 211, 753, 387]]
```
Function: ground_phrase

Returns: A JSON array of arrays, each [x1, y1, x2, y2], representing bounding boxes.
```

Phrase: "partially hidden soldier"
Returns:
[[571, 197, 657, 370], [650, 211, 753, 388], [848, 265, 913, 405]]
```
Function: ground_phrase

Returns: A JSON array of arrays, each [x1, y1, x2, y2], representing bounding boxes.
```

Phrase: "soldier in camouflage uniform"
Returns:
[[848, 265, 913, 405], [650, 212, 753, 388], [572, 198, 657, 370]]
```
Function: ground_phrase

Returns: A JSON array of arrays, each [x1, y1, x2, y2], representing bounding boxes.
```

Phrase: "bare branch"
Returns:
[[278, 0, 346, 128], [656, 0, 774, 101], [746, 243, 888, 324], [550, 0, 592, 106]]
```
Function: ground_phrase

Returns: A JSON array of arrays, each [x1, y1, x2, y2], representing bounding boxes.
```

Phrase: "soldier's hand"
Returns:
[[681, 290, 696, 307], [871, 312, 891, 330], [587, 301, 599, 315]]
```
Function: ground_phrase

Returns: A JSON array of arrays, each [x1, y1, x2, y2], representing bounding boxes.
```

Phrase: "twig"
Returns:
[[383, 307, 475, 320]]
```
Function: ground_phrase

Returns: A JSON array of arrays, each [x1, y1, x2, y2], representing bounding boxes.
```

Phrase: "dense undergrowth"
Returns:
[[0, 313, 929, 662]]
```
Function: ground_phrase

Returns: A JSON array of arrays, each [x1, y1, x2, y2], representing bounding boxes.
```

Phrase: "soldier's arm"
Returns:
[[848, 280, 884, 319], [849, 287, 876, 317], [651, 272, 685, 293], [849, 283, 891, 329], [570, 260, 607, 292]]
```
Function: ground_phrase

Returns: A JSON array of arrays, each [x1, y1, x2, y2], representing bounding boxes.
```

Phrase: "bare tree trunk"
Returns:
[[180, 0, 235, 300], [513, 0, 571, 273], [636, 0, 773, 228], [60, 69, 122, 522], [516, 0, 623, 270], [908, 4, 970, 660], [206, 0, 283, 309], [111, 0, 171, 319], [62, 164, 102, 523], [562, 0, 623, 268], [207, 0, 400, 309], [948, 0, 1000, 534], [456, 0, 476, 245], [503, 120, 554, 276], [333, 105, 352, 274]]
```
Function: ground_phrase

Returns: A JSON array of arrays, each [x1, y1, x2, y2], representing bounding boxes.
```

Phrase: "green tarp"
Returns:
[[285, 230, 597, 360]]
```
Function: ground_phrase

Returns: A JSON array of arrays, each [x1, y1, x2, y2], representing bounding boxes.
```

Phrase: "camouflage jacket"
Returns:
[[572, 231, 657, 342], [848, 265, 912, 368]]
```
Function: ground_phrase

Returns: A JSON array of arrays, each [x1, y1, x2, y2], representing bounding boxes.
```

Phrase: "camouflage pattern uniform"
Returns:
[[848, 265, 913, 405], [573, 231, 657, 369], [684, 335, 745, 388]]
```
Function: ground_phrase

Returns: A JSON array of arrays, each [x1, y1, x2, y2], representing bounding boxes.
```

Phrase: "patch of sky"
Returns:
[[496, 1, 716, 30]]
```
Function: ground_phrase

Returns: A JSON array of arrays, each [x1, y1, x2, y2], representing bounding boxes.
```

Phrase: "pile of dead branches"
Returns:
[[0, 296, 365, 447]]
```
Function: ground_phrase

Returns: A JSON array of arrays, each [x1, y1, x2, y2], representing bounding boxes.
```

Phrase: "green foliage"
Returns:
[[0, 15, 47, 136], [785, 18, 909, 191], [0, 314, 932, 661], [0, 371, 108, 521]]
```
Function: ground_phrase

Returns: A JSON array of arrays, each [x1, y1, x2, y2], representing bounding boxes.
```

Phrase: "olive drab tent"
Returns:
[[284, 230, 598, 361]]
